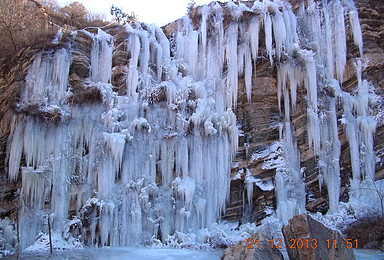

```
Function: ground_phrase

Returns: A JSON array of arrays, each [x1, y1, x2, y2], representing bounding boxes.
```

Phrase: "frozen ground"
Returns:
[[2, 247, 384, 259], [3, 247, 224, 259]]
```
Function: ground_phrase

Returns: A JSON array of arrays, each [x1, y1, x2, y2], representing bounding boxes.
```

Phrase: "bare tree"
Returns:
[[37, 0, 60, 12], [110, 5, 138, 25], [0, 0, 53, 58], [0, 0, 27, 54], [186, 0, 197, 13], [60, 2, 88, 28]]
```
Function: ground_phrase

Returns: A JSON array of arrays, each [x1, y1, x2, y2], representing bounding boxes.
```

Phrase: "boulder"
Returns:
[[222, 233, 283, 260], [344, 217, 384, 251], [282, 214, 355, 260]]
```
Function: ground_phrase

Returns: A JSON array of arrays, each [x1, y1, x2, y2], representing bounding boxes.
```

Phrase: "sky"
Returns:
[[58, 0, 224, 26]]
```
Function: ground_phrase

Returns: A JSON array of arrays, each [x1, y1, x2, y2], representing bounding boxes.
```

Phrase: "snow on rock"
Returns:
[[0, 218, 17, 257], [24, 231, 83, 253]]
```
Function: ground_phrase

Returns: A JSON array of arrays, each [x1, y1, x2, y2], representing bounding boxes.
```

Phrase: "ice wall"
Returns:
[[5, 0, 379, 249], [8, 14, 239, 248]]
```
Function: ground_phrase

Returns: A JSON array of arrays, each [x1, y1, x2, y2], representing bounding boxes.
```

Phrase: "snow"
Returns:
[[0, 218, 17, 257], [250, 142, 281, 163], [24, 231, 83, 253]]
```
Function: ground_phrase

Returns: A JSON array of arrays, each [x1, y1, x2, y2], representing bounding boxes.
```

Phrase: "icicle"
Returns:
[[126, 33, 140, 99], [319, 96, 341, 213], [332, 0, 347, 83], [200, 6, 209, 52], [244, 46, 252, 103], [264, 13, 274, 65], [90, 29, 113, 84], [225, 23, 239, 108], [303, 52, 320, 154], [22, 49, 71, 105], [187, 31, 199, 77], [272, 10, 286, 62], [8, 122, 25, 182], [245, 169, 254, 205], [138, 32, 150, 89], [248, 16, 260, 65], [237, 42, 252, 103], [349, 9, 363, 57], [282, 6, 298, 55], [323, 3, 334, 79]]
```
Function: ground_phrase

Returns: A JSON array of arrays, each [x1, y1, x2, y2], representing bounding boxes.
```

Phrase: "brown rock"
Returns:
[[222, 233, 283, 260], [70, 50, 90, 78], [282, 214, 355, 260], [344, 217, 384, 250]]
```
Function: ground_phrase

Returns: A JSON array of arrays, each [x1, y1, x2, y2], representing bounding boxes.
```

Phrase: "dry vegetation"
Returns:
[[0, 0, 108, 68]]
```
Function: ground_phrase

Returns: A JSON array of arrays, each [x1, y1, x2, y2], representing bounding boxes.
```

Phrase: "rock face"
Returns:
[[282, 214, 355, 260], [344, 217, 384, 251], [220, 0, 384, 223], [222, 233, 283, 260]]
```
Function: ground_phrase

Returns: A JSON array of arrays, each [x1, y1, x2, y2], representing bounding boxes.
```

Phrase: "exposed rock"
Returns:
[[68, 73, 103, 105], [344, 217, 384, 251], [282, 214, 355, 260], [70, 51, 90, 78], [222, 233, 283, 260], [364, 241, 379, 249]]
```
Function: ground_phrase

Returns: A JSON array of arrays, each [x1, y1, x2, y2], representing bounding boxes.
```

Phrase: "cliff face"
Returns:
[[0, 0, 383, 249], [163, 0, 384, 222], [221, 0, 384, 222]]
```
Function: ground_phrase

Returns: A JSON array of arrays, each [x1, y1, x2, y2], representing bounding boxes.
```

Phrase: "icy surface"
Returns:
[[15, 247, 223, 260]]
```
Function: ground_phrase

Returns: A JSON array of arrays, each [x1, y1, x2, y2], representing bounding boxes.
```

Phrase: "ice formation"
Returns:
[[5, 0, 380, 250]]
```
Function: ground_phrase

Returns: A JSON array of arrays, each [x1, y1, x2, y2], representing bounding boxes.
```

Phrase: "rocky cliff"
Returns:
[[163, 0, 384, 223], [0, 0, 383, 250], [220, 0, 384, 223]]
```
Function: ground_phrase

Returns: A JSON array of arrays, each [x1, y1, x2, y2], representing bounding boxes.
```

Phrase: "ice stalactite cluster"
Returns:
[[7, 5, 241, 248], [4, 0, 380, 249], [229, 0, 375, 222], [271, 0, 378, 217]]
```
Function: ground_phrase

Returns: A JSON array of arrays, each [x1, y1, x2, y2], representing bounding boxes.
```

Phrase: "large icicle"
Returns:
[[348, 8, 363, 57], [225, 22, 239, 108], [318, 96, 341, 213], [332, 0, 347, 83], [90, 29, 113, 83]]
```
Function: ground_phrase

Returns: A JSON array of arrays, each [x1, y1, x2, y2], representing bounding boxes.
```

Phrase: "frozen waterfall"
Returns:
[[6, 0, 380, 249]]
